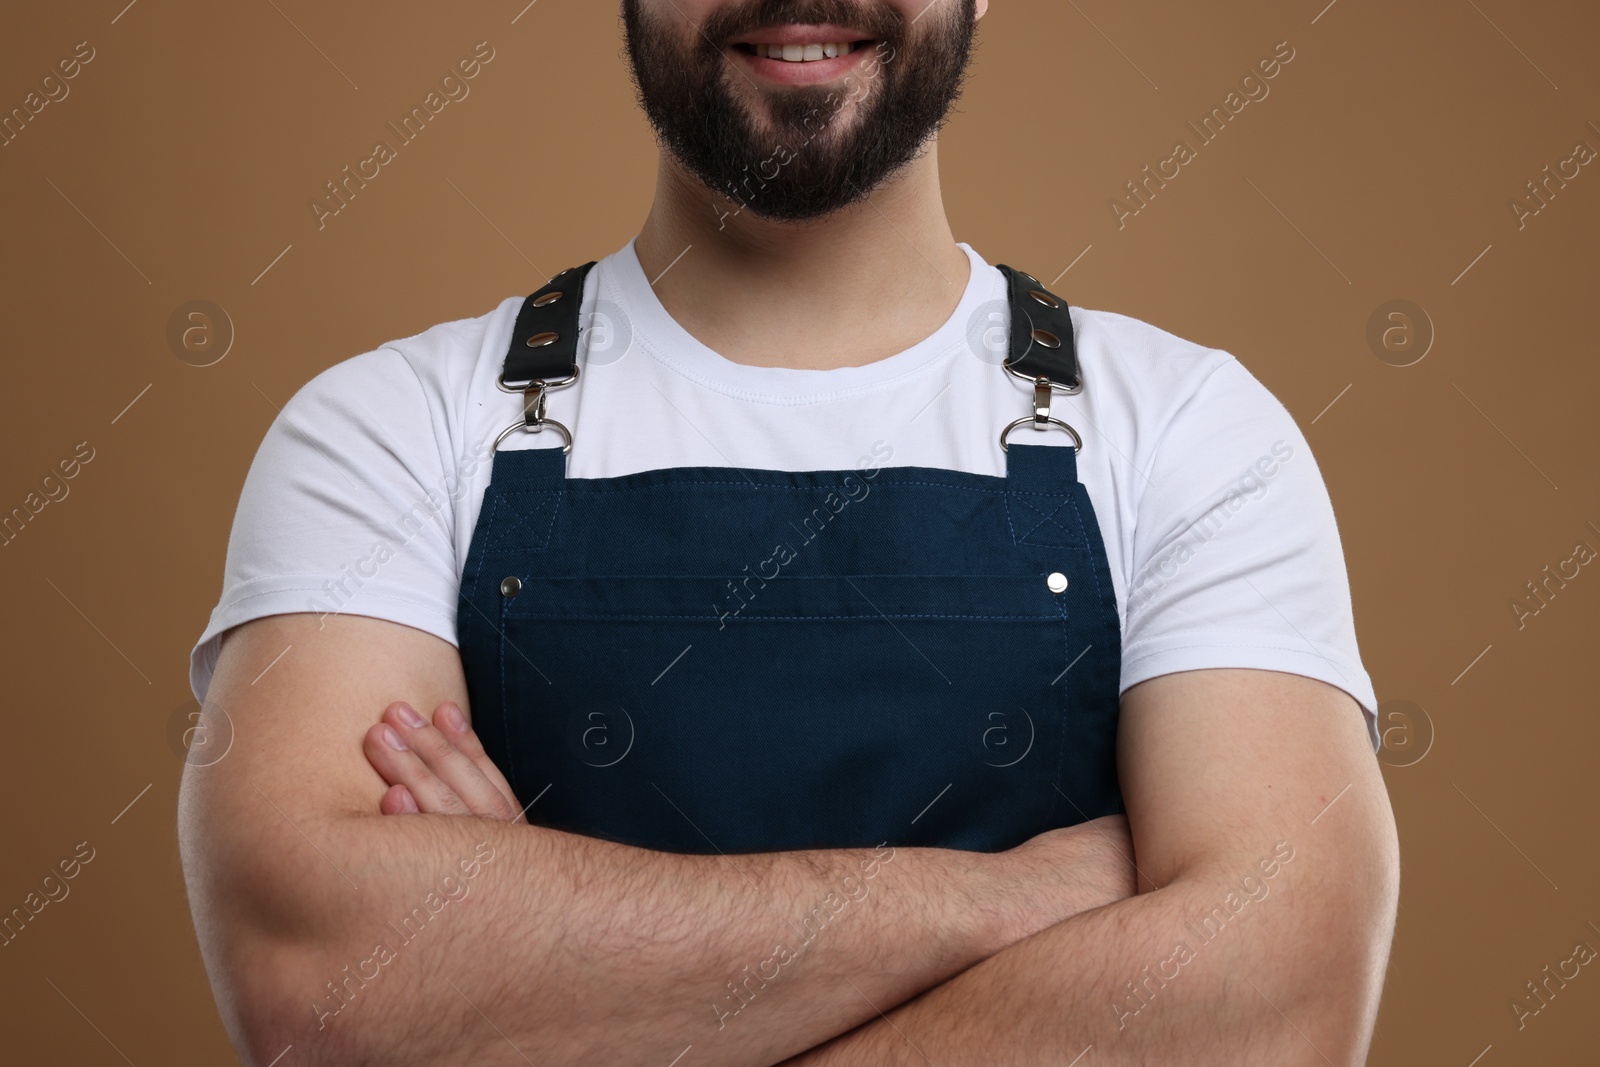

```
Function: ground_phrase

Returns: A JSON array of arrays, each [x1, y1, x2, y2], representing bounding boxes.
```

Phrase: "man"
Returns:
[[180, 1, 1398, 1064]]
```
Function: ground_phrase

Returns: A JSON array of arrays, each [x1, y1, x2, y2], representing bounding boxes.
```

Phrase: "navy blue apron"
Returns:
[[455, 261, 1123, 854]]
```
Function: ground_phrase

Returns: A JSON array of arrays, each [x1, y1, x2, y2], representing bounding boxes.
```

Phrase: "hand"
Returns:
[[985, 815, 1140, 948], [362, 700, 526, 823]]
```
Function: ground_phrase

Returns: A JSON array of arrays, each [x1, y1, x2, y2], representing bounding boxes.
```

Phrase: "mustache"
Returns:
[[700, 0, 907, 51]]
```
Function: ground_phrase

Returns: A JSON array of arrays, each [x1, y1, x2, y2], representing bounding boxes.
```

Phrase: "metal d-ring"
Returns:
[[1000, 414, 1082, 452], [999, 374, 1084, 452], [494, 415, 573, 454]]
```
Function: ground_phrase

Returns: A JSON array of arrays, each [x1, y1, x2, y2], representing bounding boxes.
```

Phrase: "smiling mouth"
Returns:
[[731, 39, 877, 63]]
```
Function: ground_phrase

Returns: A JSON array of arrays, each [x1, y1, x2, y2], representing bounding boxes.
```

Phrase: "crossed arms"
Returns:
[[177, 611, 1398, 1066]]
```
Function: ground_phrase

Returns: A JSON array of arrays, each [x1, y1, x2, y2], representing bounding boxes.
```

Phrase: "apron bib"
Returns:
[[456, 261, 1124, 854]]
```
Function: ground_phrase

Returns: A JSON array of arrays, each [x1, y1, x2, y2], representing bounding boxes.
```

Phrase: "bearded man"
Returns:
[[181, 3, 1398, 1064]]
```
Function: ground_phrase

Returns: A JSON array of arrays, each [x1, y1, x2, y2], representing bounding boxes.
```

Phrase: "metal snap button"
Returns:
[[1029, 289, 1061, 309], [500, 576, 523, 598], [1047, 572, 1069, 594], [525, 330, 560, 348], [532, 291, 564, 306]]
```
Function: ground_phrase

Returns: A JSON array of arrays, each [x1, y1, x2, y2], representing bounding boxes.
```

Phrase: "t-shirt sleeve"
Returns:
[[1120, 356, 1380, 752], [188, 346, 463, 705]]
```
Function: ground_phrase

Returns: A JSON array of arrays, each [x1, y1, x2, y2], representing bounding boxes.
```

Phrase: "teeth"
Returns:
[[751, 41, 856, 62]]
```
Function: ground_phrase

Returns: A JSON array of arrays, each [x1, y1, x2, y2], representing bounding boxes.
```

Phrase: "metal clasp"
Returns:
[[493, 370, 576, 454], [1000, 373, 1083, 453], [1032, 378, 1051, 423]]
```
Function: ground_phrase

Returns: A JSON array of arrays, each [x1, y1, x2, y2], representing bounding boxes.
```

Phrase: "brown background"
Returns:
[[2, 0, 1596, 1062]]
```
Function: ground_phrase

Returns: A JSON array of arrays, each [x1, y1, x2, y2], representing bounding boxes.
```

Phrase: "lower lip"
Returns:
[[730, 44, 873, 85]]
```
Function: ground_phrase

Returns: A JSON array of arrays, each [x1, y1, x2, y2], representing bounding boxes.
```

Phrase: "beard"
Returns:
[[621, 0, 979, 222]]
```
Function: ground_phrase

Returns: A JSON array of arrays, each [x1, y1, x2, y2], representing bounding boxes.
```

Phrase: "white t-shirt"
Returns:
[[190, 238, 1380, 752]]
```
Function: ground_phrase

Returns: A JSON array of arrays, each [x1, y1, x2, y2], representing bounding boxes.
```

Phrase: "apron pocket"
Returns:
[[497, 571, 1110, 854]]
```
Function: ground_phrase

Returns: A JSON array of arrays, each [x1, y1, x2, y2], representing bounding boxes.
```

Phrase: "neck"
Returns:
[[632, 143, 970, 371]]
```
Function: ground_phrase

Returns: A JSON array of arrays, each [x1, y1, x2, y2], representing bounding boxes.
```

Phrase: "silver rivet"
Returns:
[[1030, 328, 1062, 349], [532, 291, 563, 306], [525, 330, 559, 348], [1029, 289, 1061, 309], [500, 576, 522, 597], [1047, 572, 1069, 594]]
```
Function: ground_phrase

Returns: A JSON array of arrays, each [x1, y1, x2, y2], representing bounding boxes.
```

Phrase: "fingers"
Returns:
[[363, 701, 520, 821], [380, 783, 419, 815], [432, 702, 526, 823], [364, 720, 472, 816]]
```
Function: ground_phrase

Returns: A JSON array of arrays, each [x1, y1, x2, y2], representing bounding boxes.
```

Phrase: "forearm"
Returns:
[[183, 616, 1139, 1067], [190, 796, 1011, 1067], [781, 842, 1394, 1067]]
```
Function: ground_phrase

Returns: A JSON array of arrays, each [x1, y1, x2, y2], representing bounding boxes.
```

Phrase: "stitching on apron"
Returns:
[[496, 591, 521, 793], [557, 479, 1007, 495], [506, 612, 1060, 621], [1009, 491, 1077, 546], [1065, 489, 1110, 614], [489, 489, 562, 556], [1051, 561, 1071, 820], [1063, 485, 1121, 811], [483, 491, 520, 791]]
